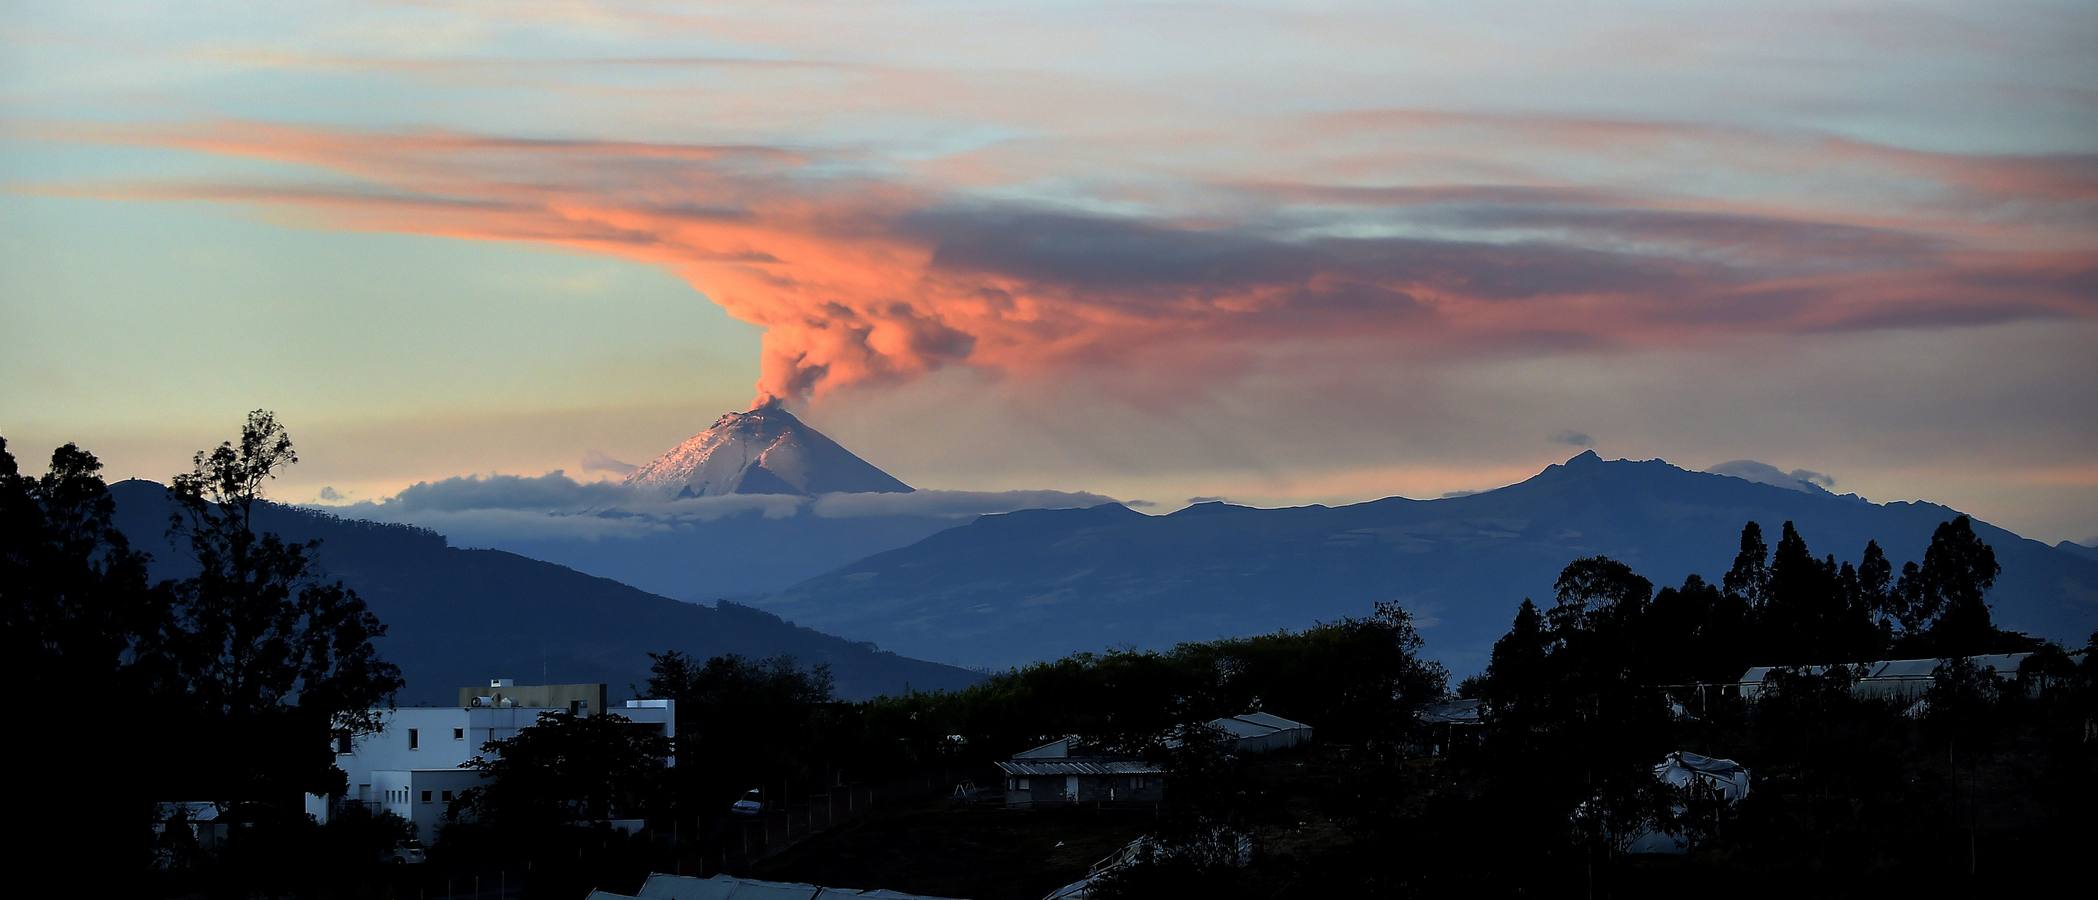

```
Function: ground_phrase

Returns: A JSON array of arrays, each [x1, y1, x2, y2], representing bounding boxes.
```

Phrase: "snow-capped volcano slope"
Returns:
[[624, 406, 913, 499]]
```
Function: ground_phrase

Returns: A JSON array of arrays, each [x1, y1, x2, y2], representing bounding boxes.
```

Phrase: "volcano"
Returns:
[[623, 406, 913, 499]]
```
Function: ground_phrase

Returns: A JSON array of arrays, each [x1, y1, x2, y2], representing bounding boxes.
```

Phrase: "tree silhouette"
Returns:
[[1723, 521, 1770, 607], [155, 411, 405, 804], [1906, 516, 2001, 655], [1644, 573, 1751, 684], [3, 415, 404, 881], [1480, 599, 1548, 742], [454, 711, 671, 831], [1, 437, 170, 874]]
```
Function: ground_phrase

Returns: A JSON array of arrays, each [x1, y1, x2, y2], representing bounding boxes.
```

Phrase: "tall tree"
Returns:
[[156, 411, 404, 804], [1481, 557, 1671, 872], [1857, 540, 1894, 623], [1757, 521, 1830, 661], [645, 651, 835, 817], [1549, 556, 1654, 642], [455, 711, 671, 831], [1912, 516, 2001, 656], [1480, 599, 1549, 742], [1, 437, 169, 873], [1722, 521, 1770, 608], [1, 437, 164, 693], [1745, 522, 1884, 664], [1644, 574, 1750, 684]]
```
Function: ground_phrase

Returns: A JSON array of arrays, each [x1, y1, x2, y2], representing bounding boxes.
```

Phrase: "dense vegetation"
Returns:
[[2, 414, 407, 895], [1087, 519, 2096, 897]]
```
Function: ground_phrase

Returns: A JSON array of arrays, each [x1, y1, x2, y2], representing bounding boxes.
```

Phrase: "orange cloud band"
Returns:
[[26, 117, 2097, 406]]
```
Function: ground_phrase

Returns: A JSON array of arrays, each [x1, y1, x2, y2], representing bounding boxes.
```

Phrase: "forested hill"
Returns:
[[107, 479, 982, 705]]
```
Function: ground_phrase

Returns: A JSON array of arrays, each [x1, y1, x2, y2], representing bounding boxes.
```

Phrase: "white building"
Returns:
[[307, 680, 676, 841], [1737, 653, 2034, 702]]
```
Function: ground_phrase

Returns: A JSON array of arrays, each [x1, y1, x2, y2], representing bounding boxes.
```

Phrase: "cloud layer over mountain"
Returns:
[[1705, 460, 1841, 495], [325, 470, 1116, 544]]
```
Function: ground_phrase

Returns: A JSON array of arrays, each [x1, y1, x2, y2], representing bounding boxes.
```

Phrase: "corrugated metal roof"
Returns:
[[1739, 652, 2032, 684], [1231, 711, 1311, 731], [638, 873, 735, 899], [996, 759, 1167, 777], [1206, 717, 1280, 739], [1419, 699, 1482, 725], [1011, 737, 1073, 759]]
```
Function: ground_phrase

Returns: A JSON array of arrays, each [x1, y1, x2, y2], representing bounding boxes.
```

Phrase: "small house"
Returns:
[[995, 738, 1166, 808], [1200, 712, 1313, 754], [1415, 698, 1482, 758]]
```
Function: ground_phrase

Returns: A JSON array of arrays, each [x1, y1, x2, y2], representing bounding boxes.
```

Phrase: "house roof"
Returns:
[[1011, 737, 1074, 759], [1418, 698, 1483, 725], [996, 759, 1168, 777], [1157, 710, 1317, 750], [1230, 711, 1311, 731], [1739, 652, 2032, 684], [1206, 717, 1281, 739]]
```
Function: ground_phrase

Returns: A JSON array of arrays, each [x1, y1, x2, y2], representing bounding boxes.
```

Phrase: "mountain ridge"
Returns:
[[757, 453, 2098, 673], [106, 479, 980, 704]]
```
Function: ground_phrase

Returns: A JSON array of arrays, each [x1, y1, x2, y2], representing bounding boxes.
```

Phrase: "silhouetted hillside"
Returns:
[[759, 452, 2098, 672], [107, 480, 981, 704], [2056, 540, 2098, 563]]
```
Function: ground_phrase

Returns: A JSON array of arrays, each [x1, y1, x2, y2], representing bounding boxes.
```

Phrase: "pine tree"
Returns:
[[1723, 521, 1770, 608]]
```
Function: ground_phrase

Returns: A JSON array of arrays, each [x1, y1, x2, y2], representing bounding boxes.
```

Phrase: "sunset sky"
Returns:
[[3, 1, 2094, 542]]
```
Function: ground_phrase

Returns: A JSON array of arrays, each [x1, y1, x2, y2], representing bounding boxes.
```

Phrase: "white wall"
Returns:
[[313, 699, 676, 824], [372, 768, 481, 842]]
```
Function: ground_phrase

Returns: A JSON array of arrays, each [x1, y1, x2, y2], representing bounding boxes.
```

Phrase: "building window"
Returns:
[[1013, 778, 1030, 791], [453, 727, 464, 741], [441, 790, 453, 802], [336, 734, 352, 754], [408, 728, 419, 750], [1131, 776, 1147, 790], [421, 790, 432, 804]]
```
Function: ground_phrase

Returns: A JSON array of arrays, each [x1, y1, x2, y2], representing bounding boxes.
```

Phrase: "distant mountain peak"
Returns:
[[623, 407, 912, 499], [761, 443, 2098, 672]]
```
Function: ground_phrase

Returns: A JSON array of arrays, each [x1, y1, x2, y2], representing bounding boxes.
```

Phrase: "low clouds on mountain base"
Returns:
[[321, 470, 1116, 544]]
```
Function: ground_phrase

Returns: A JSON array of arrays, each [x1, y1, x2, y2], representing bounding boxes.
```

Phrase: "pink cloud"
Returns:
[[25, 116, 2097, 406]]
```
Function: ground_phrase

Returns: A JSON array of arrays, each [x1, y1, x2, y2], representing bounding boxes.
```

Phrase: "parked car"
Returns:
[[729, 789, 763, 816], [390, 839, 427, 865]]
